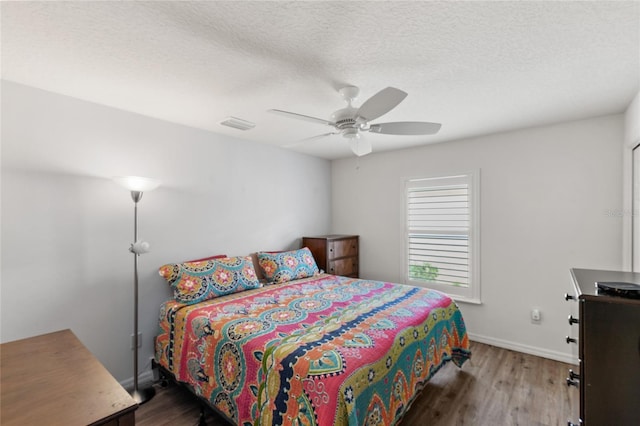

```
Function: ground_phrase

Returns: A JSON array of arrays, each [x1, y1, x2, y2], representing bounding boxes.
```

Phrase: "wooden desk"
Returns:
[[1, 329, 138, 425]]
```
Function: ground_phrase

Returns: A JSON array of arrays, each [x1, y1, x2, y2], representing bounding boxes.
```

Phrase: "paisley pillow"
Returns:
[[159, 256, 261, 304], [257, 247, 319, 284]]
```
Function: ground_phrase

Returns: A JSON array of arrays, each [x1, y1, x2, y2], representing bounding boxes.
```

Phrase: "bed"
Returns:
[[154, 251, 470, 426]]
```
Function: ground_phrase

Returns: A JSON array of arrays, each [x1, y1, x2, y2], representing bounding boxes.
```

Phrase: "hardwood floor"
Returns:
[[136, 342, 578, 426], [401, 342, 578, 426]]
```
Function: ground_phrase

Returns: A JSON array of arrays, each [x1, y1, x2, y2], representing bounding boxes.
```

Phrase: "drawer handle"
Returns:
[[566, 377, 579, 387], [568, 369, 580, 381], [565, 336, 577, 344], [564, 293, 575, 301], [568, 315, 579, 325]]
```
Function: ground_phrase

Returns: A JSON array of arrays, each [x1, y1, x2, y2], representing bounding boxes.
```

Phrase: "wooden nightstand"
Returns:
[[303, 235, 359, 278], [1, 329, 138, 425]]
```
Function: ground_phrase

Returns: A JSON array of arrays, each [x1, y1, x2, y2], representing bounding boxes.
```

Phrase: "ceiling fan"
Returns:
[[269, 86, 441, 156]]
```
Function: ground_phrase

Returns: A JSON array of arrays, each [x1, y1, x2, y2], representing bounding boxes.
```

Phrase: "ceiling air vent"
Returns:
[[220, 116, 255, 131]]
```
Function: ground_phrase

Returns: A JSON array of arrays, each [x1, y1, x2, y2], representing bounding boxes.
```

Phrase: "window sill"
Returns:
[[449, 295, 482, 305], [405, 280, 481, 305]]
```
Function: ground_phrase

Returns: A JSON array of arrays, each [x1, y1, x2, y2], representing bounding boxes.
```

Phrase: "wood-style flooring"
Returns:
[[136, 341, 578, 426]]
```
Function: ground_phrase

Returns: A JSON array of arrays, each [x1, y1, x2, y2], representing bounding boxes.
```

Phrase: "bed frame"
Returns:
[[152, 359, 234, 426]]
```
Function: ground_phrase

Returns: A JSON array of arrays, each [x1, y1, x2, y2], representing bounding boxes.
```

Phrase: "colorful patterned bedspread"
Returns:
[[155, 274, 470, 426]]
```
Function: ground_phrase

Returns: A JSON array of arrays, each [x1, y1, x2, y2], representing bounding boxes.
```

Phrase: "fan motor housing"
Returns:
[[335, 117, 357, 129], [332, 107, 359, 130]]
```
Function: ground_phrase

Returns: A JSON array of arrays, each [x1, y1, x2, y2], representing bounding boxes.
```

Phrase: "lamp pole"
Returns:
[[113, 176, 160, 405], [130, 190, 143, 402]]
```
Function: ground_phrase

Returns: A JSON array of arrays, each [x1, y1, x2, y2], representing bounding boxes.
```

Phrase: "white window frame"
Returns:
[[402, 170, 481, 304]]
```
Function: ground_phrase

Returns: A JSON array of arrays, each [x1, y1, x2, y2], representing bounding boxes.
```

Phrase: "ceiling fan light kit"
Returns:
[[269, 85, 441, 156], [348, 136, 372, 157], [342, 128, 359, 139]]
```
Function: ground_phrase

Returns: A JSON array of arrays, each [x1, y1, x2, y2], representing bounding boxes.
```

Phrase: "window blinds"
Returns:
[[407, 178, 470, 288]]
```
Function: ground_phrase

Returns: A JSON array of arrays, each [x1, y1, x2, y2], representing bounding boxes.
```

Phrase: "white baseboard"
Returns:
[[119, 370, 156, 391], [468, 332, 578, 365]]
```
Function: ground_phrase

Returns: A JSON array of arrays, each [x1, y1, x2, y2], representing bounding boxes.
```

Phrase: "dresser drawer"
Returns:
[[329, 238, 358, 259], [328, 257, 358, 277]]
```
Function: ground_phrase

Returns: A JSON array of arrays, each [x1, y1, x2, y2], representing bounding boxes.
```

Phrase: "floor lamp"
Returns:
[[114, 176, 160, 404]]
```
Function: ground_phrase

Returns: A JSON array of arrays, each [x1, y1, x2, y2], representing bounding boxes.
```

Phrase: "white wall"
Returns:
[[625, 91, 640, 147], [0, 81, 331, 382], [331, 115, 623, 362]]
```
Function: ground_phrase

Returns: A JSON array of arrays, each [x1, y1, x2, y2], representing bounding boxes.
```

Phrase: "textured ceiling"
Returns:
[[2, 1, 639, 159]]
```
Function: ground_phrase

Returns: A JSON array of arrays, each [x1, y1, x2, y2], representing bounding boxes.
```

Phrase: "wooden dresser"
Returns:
[[566, 269, 640, 426], [1, 329, 138, 426], [303, 235, 359, 278]]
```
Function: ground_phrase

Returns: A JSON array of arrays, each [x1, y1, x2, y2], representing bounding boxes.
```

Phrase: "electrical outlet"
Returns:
[[531, 308, 541, 324], [130, 332, 142, 349]]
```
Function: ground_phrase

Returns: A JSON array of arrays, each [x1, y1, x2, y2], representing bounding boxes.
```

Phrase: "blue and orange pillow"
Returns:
[[159, 255, 260, 305], [256, 247, 319, 284]]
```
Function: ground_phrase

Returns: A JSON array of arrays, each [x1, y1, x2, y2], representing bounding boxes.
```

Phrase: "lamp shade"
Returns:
[[113, 176, 161, 192]]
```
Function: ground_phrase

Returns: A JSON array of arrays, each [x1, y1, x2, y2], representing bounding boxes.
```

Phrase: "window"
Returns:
[[403, 171, 480, 303]]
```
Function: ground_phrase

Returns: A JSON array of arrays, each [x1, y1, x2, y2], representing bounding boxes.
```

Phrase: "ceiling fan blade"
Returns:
[[268, 109, 335, 127], [348, 136, 372, 157], [368, 121, 442, 135], [283, 132, 337, 148], [355, 87, 408, 122]]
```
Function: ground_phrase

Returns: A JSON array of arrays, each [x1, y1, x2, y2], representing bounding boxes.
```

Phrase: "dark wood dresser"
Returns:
[[302, 235, 359, 278], [1, 329, 138, 425], [566, 268, 640, 426]]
